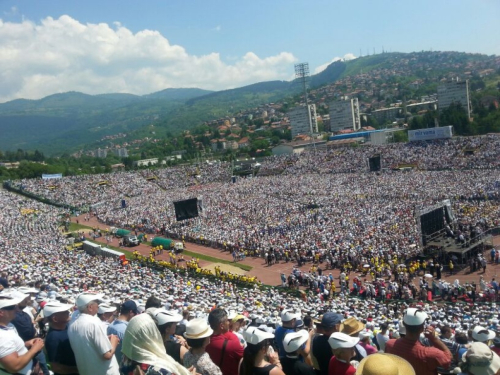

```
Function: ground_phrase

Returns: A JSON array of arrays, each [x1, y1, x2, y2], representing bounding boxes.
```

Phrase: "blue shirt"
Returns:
[[11, 310, 35, 341], [45, 327, 78, 375], [107, 319, 128, 364], [275, 325, 296, 358]]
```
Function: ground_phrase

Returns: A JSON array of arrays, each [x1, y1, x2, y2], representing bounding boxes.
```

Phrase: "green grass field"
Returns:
[[67, 224, 252, 271]]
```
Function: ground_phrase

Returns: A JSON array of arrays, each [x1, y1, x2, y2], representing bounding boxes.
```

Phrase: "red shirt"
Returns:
[[328, 356, 356, 375], [206, 332, 244, 375], [385, 338, 452, 375]]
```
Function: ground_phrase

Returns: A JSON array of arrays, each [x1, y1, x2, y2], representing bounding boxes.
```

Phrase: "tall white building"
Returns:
[[95, 148, 107, 158], [329, 98, 361, 132], [437, 80, 471, 118], [114, 148, 129, 157], [289, 104, 318, 138]]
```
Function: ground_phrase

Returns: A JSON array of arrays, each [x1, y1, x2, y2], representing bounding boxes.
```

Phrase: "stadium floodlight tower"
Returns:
[[294, 62, 315, 149]]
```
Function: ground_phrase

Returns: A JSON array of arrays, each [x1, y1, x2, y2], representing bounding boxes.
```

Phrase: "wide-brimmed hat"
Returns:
[[184, 318, 213, 339], [43, 301, 73, 318], [328, 332, 360, 349], [472, 326, 496, 343], [0, 292, 23, 309], [283, 330, 309, 353], [154, 309, 183, 325], [462, 342, 500, 375], [244, 327, 274, 345], [356, 353, 415, 375], [340, 317, 365, 336]]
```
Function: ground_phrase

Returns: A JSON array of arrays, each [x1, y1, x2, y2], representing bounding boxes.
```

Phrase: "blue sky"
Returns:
[[0, 0, 499, 102]]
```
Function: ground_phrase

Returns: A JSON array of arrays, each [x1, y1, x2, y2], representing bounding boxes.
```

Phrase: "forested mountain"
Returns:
[[0, 51, 498, 155]]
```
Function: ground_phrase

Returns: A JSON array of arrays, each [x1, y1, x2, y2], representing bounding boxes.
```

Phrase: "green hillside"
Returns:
[[1, 51, 498, 155]]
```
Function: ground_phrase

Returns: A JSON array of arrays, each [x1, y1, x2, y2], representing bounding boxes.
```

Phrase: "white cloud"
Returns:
[[0, 15, 297, 102], [314, 53, 357, 74]]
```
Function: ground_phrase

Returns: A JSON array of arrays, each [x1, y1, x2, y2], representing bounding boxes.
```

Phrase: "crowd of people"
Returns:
[[1, 134, 500, 374]]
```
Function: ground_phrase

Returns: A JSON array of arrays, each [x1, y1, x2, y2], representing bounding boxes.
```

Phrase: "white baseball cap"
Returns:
[[76, 292, 104, 308], [328, 332, 360, 349], [281, 309, 298, 322], [98, 303, 117, 314], [43, 301, 74, 318], [154, 309, 183, 325], [244, 327, 275, 345], [472, 325, 496, 343], [283, 330, 309, 353], [403, 308, 428, 326]]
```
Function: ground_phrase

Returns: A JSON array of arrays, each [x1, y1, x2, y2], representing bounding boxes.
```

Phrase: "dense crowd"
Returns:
[[1, 134, 500, 374]]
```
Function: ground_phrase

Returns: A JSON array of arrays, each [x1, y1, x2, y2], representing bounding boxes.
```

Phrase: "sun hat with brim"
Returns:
[[43, 302, 73, 318], [283, 330, 309, 353], [0, 293, 23, 309], [462, 342, 500, 375], [356, 353, 415, 375], [328, 332, 360, 349], [472, 326, 496, 343], [244, 327, 275, 345], [76, 292, 104, 308], [10, 290, 30, 302], [403, 308, 428, 326], [184, 318, 213, 339], [340, 317, 366, 336], [98, 303, 117, 314], [154, 309, 183, 325]]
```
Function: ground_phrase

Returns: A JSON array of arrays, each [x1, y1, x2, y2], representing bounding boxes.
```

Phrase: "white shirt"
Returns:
[[376, 332, 389, 352], [0, 324, 32, 375], [68, 313, 119, 375]]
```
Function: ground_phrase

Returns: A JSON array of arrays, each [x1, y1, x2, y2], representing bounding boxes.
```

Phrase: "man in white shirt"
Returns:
[[68, 292, 120, 375], [0, 292, 45, 375]]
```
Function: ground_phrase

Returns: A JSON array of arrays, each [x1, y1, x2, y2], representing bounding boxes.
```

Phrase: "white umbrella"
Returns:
[[424, 273, 433, 278], [363, 264, 370, 268]]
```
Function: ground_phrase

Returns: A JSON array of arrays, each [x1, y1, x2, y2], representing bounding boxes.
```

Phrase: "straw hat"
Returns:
[[356, 353, 415, 375], [340, 317, 365, 336], [184, 318, 213, 339]]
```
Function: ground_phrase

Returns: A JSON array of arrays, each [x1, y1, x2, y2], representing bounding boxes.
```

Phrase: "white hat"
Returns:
[[281, 309, 298, 322], [463, 342, 500, 375], [472, 326, 496, 343], [0, 292, 23, 309], [244, 327, 274, 345], [154, 309, 183, 325], [98, 303, 117, 314], [359, 330, 374, 339], [10, 290, 29, 302], [328, 332, 360, 349], [403, 308, 428, 326], [17, 287, 39, 294], [184, 318, 213, 339], [283, 330, 309, 353], [43, 301, 73, 318], [76, 292, 104, 308]]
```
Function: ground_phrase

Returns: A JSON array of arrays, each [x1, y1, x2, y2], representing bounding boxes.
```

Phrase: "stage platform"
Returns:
[[426, 232, 492, 260]]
